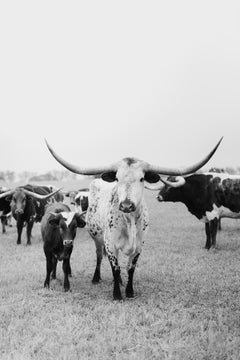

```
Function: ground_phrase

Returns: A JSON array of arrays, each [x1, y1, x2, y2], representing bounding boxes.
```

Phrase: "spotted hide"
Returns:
[[157, 173, 240, 249]]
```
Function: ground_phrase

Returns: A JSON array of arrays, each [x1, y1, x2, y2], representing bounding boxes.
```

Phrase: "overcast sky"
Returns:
[[0, 1, 240, 173]]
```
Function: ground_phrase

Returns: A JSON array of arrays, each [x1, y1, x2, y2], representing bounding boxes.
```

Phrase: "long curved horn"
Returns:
[[144, 181, 164, 191], [23, 188, 63, 201], [0, 189, 15, 199], [159, 176, 186, 188], [45, 139, 118, 175], [146, 137, 223, 175]]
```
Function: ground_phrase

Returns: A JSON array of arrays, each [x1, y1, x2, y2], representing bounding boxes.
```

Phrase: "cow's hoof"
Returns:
[[113, 292, 123, 301], [26, 243, 31, 246], [17, 242, 21, 245]]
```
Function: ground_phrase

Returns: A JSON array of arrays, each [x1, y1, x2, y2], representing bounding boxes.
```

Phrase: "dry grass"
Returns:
[[1, 182, 240, 359]]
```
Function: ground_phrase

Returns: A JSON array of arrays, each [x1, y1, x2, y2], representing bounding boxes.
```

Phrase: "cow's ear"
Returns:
[[6, 196, 12, 202], [144, 172, 160, 183], [65, 192, 69, 197], [75, 213, 86, 228], [101, 171, 117, 182]]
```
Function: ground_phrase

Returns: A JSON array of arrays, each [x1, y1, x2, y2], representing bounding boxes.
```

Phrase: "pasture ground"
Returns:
[[1, 180, 240, 359]]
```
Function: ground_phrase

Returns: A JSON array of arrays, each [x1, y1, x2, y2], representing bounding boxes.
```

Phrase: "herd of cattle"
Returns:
[[2, 137, 240, 300]]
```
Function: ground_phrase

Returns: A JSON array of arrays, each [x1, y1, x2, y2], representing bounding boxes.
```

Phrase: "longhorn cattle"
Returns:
[[0, 186, 61, 245], [41, 202, 86, 291], [45, 138, 222, 300], [157, 172, 240, 249]]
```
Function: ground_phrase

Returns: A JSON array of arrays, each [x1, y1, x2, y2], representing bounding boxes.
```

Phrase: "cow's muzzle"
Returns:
[[63, 239, 73, 247], [119, 200, 136, 213], [15, 209, 24, 214]]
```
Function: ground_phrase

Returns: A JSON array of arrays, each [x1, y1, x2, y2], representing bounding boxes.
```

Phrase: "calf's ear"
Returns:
[[75, 213, 86, 228], [144, 172, 160, 183], [48, 214, 62, 226], [101, 172, 117, 182]]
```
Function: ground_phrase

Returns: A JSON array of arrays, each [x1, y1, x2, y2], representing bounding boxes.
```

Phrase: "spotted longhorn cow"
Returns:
[[157, 172, 240, 249], [45, 138, 222, 300]]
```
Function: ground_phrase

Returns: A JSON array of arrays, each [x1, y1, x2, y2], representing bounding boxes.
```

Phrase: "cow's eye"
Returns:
[[140, 178, 144, 182]]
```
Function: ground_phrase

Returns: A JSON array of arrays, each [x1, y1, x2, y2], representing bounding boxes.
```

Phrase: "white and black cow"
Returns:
[[65, 188, 89, 214], [41, 202, 86, 291], [157, 172, 240, 249], [45, 138, 222, 300]]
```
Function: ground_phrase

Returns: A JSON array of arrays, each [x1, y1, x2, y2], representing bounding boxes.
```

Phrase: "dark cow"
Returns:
[[157, 172, 240, 249], [0, 186, 60, 245], [45, 138, 222, 300], [41, 202, 86, 291]]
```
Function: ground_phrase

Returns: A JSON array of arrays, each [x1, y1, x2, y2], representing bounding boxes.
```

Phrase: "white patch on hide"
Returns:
[[61, 212, 75, 226]]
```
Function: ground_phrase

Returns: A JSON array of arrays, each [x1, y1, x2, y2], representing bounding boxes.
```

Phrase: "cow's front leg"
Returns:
[[44, 252, 53, 288], [26, 220, 34, 245], [51, 256, 58, 279], [126, 253, 140, 298], [106, 245, 122, 301], [92, 241, 103, 284], [205, 222, 211, 249], [16, 218, 24, 245], [62, 258, 71, 291], [210, 218, 218, 248], [1, 215, 7, 234]]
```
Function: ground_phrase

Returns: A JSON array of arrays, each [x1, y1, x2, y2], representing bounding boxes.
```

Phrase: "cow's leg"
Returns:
[[126, 253, 140, 298], [205, 222, 211, 249], [218, 218, 222, 231], [44, 252, 53, 288], [1, 215, 7, 234], [26, 220, 34, 245], [210, 218, 218, 248], [16, 219, 24, 245], [51, 256, 58, 279], [105, 245, 122, 301], [92, 241, 103, 284], [62, 258, 71, 291]]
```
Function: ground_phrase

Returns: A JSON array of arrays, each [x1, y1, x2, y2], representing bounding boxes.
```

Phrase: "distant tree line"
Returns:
[[0, 170, 83, 183]]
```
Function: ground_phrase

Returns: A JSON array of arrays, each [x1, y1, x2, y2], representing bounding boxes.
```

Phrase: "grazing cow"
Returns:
[[45, 138, 221, 300], [41, 202, 86, 291], [0, 186, 60, 245], [157, 172, 240, 249]]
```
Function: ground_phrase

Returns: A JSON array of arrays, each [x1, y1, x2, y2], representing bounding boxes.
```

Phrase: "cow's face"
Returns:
[[157, 177, 179, 202], [10, 189, 27, 215], [49, 212, 86, 258], [102, 158, 160, 213]]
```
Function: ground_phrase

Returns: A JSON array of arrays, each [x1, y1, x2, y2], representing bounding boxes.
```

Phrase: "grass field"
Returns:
[[1, 181, 240, 359]]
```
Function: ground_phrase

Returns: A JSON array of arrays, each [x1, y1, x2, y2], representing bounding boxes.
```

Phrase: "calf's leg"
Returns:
[[44, 252, 53, 288], [62, 258, 71, 291]]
